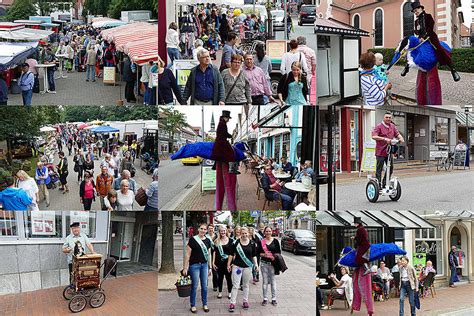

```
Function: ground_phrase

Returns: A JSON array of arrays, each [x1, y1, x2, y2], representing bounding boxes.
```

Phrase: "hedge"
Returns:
[[368, 47, 474, 73]]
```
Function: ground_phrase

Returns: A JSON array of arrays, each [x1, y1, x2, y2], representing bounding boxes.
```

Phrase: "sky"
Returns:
[[174, 106, 245, 135], [461, 0, 472, 27]]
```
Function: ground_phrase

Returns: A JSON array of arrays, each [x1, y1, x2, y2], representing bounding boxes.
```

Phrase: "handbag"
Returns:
[[135, 187, 148, 206]]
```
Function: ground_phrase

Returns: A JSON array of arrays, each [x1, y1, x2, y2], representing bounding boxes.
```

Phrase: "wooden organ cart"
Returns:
[[63, 253, 116, 313]]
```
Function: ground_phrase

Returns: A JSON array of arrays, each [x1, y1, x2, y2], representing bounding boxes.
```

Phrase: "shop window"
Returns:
[[26, 211, 63, 238], [414, 226, 443, 275], [274, 135, 281, 162], [282, 133, 290, 159], [402, 2, 414, 37], [65, 211, 97, 238], [435, 117, 449, 145], [374, 9, 383, 46], [320, 110, 340, 172], [0, 211, 18, 236]]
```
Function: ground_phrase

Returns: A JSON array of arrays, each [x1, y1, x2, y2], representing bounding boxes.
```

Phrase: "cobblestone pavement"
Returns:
[[320, 282, 474, 315], [389, 66, 474, 105], [7, 70, 144, 106], [0, 271, 158, 316], [34, 152, 152, 211]]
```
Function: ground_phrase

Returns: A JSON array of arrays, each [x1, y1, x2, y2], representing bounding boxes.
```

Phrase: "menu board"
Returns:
[[103, 67, 116, 85], [201, 166, 216, 191], [453, 149, 467, 168], [360, 141, 376, 172], [266, 40, 287, 59]]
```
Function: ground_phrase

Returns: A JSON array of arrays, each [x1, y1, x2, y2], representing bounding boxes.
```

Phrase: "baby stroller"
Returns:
[[47, 166, 60, 189], [372, 274, 385, 301], [63, 254, 117, 313]]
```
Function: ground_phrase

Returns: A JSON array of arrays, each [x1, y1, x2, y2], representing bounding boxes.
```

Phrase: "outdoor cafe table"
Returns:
[[284, 181, 314, 204], [36, 63, 56, 94], [273, 170, 292, 179]]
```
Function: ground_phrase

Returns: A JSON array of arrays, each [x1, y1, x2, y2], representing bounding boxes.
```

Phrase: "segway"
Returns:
[[366, 139, 402, 203]]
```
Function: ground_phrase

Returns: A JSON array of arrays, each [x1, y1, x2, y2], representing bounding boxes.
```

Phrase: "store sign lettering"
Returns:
[[415, 241, 437, 255]]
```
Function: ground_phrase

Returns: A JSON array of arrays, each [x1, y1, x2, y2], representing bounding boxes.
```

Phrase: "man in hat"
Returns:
[[211, 110, 240, 174], [19, 63, 34, 105], [352, 217, 371, 275], [401, 1, 460, 82], [63, 222, 95, 282]]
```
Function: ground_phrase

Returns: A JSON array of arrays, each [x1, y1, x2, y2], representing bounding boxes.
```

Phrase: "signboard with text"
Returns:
[[103, 67, 116, 85], [31, 211, 56, 236], [360, 141, 376, 173], [201, 166, 216, 191]]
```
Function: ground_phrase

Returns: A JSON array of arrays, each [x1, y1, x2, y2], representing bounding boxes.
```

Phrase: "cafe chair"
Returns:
[[420, 272, 436, 298], [255, 174, 265, 200], [262, 188, 283, 210], [328, 287, 350, 310]]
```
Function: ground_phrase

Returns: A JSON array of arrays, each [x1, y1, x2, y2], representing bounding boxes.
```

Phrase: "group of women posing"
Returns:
[[183, 223, 281, 313]]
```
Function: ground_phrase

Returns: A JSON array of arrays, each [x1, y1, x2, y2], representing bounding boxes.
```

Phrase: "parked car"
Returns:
[[271, 9, 285, 31], [281, 229, 316, 255], [242, 5, 268, 23], [298, 5, 316, 26], [181, 156, 202, 165]]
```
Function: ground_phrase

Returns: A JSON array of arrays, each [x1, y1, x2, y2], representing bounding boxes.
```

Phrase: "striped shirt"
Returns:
[[360, 75, 386, 106], [146, 180, 158, 209]]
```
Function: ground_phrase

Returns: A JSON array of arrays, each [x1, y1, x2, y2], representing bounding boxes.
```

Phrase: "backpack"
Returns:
[[104, 49, 113, 60]]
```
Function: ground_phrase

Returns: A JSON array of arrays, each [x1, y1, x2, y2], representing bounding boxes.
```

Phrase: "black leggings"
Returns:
[[216, 259, 232, 293], [83, 198, 93, 210], [77, 166, 84, 181]]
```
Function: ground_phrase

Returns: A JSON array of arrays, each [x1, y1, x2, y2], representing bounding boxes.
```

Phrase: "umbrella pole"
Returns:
[[117, 55, 124, 106]]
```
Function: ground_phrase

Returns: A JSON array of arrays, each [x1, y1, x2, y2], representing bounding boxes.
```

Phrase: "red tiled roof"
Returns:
[[332, 0, 379, 11], [460, 24, 470, 37]]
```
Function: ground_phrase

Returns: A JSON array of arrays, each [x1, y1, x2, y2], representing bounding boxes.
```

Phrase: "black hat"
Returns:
[[70, 222, 80, 228], [354, 217, 363, 225], [221, 110, 232, 119], [411, 2, 424, 12]]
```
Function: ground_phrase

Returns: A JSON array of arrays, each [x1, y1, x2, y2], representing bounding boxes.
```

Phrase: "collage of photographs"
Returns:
[[0, 0, 473, 316]]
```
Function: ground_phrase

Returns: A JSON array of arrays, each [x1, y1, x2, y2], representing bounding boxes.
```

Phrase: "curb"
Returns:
[[160, 176, 200, 210]]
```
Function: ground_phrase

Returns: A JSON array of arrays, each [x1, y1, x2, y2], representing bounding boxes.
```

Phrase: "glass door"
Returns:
[[110, 221, 134, 261]]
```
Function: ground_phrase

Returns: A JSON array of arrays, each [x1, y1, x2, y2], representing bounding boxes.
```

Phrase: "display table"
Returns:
[[36, 63, 56, 94]]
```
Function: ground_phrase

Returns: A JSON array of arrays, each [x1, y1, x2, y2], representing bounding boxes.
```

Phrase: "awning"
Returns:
[[316, 211, 435, 229], [421, 210, 474, 220], [92, 125, 120, 134], [255, 105, 291, 127], [0, 43, 37, 71], [315, 18, 369, 37], [0, 28, 53, 41], [92, 18, 126, 29], [123, 37, 158, 65], [456, 111, 474, 128]]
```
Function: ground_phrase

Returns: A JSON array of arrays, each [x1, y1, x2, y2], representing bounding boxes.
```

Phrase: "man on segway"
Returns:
[[372, 111, 405, 188]]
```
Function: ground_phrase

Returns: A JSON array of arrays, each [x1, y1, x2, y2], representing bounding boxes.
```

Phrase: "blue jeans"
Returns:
[[22, 90, 33, 105], [105, 61, 115, 67], [86, 65, 96, 81], [189, 263, 208, 307], [167, 48, 181, 68], [449, 266, 456, 285], [47, 68, 55, 91], [143, 82, 151, 104], [272, 187, 295, 210], [399, 281, 415, 316]]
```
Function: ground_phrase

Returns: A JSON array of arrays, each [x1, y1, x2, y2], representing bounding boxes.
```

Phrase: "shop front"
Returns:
[[403, 211, 473, 286], [0, 211, 109, 295]]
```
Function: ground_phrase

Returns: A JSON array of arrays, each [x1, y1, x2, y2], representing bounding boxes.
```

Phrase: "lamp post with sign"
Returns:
[[465, 106, 472, 166]]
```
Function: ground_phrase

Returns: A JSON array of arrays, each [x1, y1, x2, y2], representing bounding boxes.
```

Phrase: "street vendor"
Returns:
[[62, 222, 95, 281], [400, 1, 460, 82]]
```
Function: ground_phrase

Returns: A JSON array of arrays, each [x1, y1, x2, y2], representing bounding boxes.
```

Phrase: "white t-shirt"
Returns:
[[17, 178, 39, 211], [336, 274, 351, 295], [117, 190, 135, 211], [280, 51, 309, 75]]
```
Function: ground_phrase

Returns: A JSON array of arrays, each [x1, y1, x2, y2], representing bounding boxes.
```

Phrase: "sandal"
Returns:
[[190, 306, 197, 313]]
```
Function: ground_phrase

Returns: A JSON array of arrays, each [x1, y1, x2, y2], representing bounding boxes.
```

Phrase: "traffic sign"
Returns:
[[250, 210, 261, 218]]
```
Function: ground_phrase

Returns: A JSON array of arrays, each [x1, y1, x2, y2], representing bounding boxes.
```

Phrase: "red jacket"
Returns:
[[211, 118, 235, 162]]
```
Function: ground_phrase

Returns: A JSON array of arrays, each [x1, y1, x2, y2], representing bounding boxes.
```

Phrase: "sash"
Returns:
[[261, 239, 274, 260], [206, 234, 215, 250], [256, 233, 263, 241], [193, 235, 209, 261], [236, 242, 253, 268], [217, 242, 228, 260]]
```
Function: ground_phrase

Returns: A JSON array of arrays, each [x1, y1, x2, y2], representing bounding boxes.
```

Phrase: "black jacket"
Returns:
[[158, 68, 184, 105], [277, 72, 308, 102], [271, 253, 288, 275], [261, 173, 278, 200]]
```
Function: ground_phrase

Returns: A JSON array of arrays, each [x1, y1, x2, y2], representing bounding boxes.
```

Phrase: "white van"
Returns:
[[241, 5, 268, 23]]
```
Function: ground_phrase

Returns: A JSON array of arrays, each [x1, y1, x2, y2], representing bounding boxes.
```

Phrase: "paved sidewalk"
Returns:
[[7, 70, 141, 106], [321, 282, 474, 315], [390, 65, 474, 105], [158, 254, 316, 315], [0, 271, 158, 316]]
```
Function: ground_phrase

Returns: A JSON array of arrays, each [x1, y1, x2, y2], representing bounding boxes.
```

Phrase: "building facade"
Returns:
[[317, 0, 464, 51]]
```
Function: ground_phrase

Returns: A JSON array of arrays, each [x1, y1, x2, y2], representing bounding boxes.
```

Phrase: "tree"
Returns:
[[6, 0, 36, 21], [159, 211, 176, 273], [63, 105, 157, 122], [160, 107, 188, 154], [231, 211, 256, 226]]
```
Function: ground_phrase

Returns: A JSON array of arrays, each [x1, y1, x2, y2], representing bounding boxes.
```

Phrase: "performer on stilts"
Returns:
[[211, 110, 239, 211], [351, 217, 374, 315]]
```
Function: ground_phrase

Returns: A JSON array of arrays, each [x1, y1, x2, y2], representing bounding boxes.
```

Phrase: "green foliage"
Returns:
[[83, 0, 156, 19], [231, 211, 256, 226], [159, 107, 188, 154], [0, 107, 63, 141], [369, 47, 474, 73], [63, 105, 157, 122], [6, 0, 36, 21]]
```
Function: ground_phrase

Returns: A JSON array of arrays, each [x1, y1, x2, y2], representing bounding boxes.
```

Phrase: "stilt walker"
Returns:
[[351, 217, 373, 315], [211, 110, 239, 211]]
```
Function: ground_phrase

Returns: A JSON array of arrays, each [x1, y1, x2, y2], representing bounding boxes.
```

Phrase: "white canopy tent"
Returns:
[[177, 0, 244, 6]]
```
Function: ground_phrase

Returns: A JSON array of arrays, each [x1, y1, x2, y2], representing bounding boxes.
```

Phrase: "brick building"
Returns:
[[0, 0, 14, 17], [317, 0, 464, 52]]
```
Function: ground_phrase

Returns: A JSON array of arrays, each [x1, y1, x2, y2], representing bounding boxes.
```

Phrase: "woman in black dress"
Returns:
[[212, 225, 234, 300]]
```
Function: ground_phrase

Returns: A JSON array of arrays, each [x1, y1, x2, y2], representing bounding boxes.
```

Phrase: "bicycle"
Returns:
[[436, 147, 454, 171]]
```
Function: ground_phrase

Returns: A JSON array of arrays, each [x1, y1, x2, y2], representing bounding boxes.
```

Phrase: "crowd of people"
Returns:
[[0, 23, 158, 105], [182, 222, 286, 313], [0, 124, 158, 211], [159, 3, 316, 106]]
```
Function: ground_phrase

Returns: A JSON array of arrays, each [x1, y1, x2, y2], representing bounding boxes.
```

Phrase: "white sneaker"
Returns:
[[49, 91, 57, 94]]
